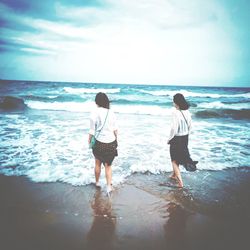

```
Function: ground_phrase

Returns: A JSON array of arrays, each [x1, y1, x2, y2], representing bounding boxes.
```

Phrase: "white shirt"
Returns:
[[168, 108, 192, 142], [89, 107, 118, 143]]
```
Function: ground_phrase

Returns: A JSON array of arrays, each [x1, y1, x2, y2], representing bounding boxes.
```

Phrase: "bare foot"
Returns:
[[169, 175, 177, 180], [95, 182, 101, 188], [175, 176, 184, 188], [177, 183, 184, 188]]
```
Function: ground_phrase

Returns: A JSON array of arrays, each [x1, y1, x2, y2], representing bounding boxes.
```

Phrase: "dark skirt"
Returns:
[[92, 140, 118, 165], [169, 135, 193, 165]]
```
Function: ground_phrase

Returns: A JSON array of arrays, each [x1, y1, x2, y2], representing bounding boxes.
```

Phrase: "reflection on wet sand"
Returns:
[[87, 189, 116, 250], [164, 202, 190, 250]]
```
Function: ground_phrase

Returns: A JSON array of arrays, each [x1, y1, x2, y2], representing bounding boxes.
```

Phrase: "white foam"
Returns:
[[25, 100, 96, 112], [113, 105, 171, 116], [198, 101, 250, 110], [47, 95, 59, 99], [1, 110, 249, 186], [63, 87, 120, 94], [25, 100, 172, 116]]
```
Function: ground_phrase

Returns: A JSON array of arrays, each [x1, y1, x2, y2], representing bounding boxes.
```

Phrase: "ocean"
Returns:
[[0, 80, 249, 186]]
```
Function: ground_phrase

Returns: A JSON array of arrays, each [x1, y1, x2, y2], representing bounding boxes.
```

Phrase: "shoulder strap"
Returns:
[[180, 110, 190, 132], [95, 109, 109, 139]]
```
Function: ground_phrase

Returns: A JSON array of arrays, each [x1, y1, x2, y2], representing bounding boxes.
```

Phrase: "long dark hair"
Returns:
[[173, 93, 189, 110], [95, 92, 110, 109]]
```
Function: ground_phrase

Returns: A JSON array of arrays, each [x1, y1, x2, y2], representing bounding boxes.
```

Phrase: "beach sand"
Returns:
[[0, 169, 249, 250]]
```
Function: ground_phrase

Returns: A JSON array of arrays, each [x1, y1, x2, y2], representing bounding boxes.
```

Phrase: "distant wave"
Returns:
[[222, 100, 250, 104], [0, 96, 27, 111], [195, 109, 250, 120], [140, 89, 250, 98], [22, 97, 250, 119], [198, 101, 250, 110], [25, 100, 171, 116], [111, 98, 170, 106], [22, 94, 84, 103], [63, 87, 120, 94], [23, 95, 59, 102], [25, 100, 95, 112]]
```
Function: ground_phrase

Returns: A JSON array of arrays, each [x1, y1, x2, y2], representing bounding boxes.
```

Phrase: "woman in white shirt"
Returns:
[[89, 93, 118, 196], [167, 93, 197, 188]]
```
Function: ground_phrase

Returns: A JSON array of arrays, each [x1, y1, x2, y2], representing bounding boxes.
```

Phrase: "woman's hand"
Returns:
[[88, 134, 93, 145], [114, 130, 118, 140]]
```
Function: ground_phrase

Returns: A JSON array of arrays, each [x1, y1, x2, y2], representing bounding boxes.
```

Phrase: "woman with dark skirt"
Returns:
[[88, 92, 118, 196], [167, 93, 197, 188]]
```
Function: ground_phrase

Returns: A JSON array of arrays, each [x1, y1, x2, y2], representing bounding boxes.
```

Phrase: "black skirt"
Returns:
[[92, 140, 118, 165], [169, 135, 193, 165]]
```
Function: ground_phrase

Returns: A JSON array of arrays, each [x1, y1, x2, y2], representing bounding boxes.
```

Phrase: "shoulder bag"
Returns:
[[89, 110, 109, 149]]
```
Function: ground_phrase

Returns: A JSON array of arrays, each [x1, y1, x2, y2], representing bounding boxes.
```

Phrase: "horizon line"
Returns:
[[0, 78, 249, 89]]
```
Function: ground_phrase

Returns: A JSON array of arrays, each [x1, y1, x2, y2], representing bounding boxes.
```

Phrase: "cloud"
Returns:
[[0, 3, 91, 55], [0, 0, 249, 85], [100, 0, 219, 30], [0, 0, 104, 20], [0, 0, 221, 52]]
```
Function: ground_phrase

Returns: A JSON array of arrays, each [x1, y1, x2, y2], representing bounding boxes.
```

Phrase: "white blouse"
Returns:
[[89, 107, 118, 143], [168, 108, 192, 142]]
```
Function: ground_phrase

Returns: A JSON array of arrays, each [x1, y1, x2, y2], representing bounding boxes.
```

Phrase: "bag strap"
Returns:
[[180, 110, 190, 133], [94, 109, 109, 139]]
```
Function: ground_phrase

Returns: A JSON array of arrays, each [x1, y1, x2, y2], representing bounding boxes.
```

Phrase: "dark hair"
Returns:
[[95, 92, 110, 109], [173, 93, 189, 110]]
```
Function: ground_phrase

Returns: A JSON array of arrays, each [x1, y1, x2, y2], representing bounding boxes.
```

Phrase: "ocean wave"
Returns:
[[222, 100, 250, 104], [140, 89, 250, 98], [198, 101, 250, 110], [23, 95, 59, 102], [25, 100, 172, 116], [23, 94, 84, 103], [63, 87, 120, 94], [195, 109, 250, 119], [25, 100, 95, 112], [0, 96, 27, 111], [111, 98, 169, 106]]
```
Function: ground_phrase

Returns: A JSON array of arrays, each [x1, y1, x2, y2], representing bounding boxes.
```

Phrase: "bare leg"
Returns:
[[169, 163, 177, 179], [104, 163, 112, 187], [171, 160, 184, 188], [95, 158, 102, 184]]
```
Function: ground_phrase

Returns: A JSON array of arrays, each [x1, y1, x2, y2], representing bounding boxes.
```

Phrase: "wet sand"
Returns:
[[0, 169, 249, 250]]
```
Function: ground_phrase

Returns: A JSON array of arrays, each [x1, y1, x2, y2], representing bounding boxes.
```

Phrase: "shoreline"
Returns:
[[0, 169, 249, 250]]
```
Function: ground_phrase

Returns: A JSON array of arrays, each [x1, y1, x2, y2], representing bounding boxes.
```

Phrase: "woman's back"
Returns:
[[90, 107, 117, 143], [172, 108, 192, 136]]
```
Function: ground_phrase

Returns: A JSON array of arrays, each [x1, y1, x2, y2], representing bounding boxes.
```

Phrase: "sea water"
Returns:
[[0, 80, 249, 186]]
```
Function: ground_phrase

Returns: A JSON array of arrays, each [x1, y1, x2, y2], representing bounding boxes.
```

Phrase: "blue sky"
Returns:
[[0, 0, 249, 87]]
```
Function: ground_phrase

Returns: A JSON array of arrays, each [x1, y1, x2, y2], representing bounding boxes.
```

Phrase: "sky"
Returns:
[[0, 0, 249, 87]]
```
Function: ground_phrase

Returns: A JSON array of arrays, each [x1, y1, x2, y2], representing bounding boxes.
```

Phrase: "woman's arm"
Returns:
[[113, 111, 118, 141], [188, 112, 192, 133], [88, 134, 93, 144], [114, 130, 118, 140], [88, 112, 96, 145], [167, 111, 179, 143]]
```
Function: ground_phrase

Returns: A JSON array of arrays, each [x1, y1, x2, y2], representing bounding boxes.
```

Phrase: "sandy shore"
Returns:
[[0, 169, 249, 250]]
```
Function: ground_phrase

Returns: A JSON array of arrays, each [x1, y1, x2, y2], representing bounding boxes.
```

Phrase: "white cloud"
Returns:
[[20, 47, 56, 55], [0, 0, 248, 85]]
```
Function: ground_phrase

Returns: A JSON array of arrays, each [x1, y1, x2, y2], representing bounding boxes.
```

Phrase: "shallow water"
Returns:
[[0, 80, 249, 185]]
